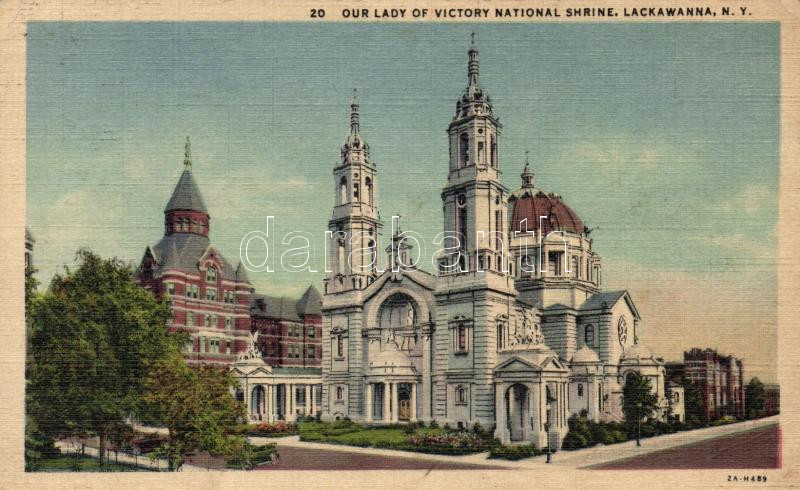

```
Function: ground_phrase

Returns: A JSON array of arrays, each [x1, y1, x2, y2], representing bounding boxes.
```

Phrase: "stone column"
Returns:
[[421, 328, 432, 420], [305, 385, 311, 415], [311, 385, 316, 416], [391, 382, 399, 423], [283, 384, 290, 421], [410, 383, 417, 422], [266, 385, 273, 423], [383, 382, 391, 423], [365, 383, 373, 422], [494, 383, 506, 443]]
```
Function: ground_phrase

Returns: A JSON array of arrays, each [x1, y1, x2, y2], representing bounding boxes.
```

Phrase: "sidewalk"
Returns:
[[249, 416, 779, 470]]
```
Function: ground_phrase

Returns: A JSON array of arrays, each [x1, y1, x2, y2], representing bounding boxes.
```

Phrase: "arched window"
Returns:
[[367, 240, 376, 271], [336, 386, 343, 400], [353, 182, 360, 200], [490, 135, 497, 167], [571, 256, 579, 278], [456, 386, 467, 404], [674, 392, 680, 402], [365, 177, 373, 206], [337, 335, 344, 357], [577, 384, 584, 397], [337, 239, 346, 275], [497, 321, 505, 350], [459, 133, 469, 167], [339, 176, 348, 204], [206, 265, 217, 283], [585, 325, 595, 346], [457, 324, 467, 351]]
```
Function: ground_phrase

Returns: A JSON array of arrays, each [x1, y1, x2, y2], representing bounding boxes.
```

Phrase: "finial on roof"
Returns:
[[521, 150, 535, 188], [183, 136, 192, 170], [350, 89, 360, 134], [467, 33, 479, 87]]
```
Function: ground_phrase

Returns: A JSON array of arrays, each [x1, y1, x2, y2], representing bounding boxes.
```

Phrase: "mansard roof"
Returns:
[[165, 168, 208, 214], [147, 232, 236, 278]]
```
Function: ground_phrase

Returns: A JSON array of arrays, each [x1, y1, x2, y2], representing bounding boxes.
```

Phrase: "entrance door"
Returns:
[[508, 384, 527, 442], [398, 383, 412, 421]]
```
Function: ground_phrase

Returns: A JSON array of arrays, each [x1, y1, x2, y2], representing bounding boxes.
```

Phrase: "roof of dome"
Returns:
[[571, 346, 601, 364], [509, 188, 585, 236], [165, 168, 208, 214], [622, 343, 655, 361]]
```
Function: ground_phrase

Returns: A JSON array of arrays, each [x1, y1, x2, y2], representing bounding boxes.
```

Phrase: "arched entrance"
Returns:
[[506, 384, 529, 442]]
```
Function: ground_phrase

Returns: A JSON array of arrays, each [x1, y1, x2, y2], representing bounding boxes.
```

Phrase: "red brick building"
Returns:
[[249, 286, 323, 368], [138, 138, 252, 365], [666, 348, 745, 421], [763, 384, 780, 416]]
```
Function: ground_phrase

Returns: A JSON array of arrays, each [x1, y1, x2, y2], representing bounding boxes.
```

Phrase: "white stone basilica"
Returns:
[[320, 39, 668, 447]]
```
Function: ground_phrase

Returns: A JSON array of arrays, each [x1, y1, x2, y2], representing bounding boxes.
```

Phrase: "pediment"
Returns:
[[362, 268, 436, 304], [495, 356, 542, 373]]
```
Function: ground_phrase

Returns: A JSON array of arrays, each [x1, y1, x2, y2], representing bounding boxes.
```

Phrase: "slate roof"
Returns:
[[578, 290, 627, 311], [165, 169, 208, 214], [149, 232, 236, 277], [251, 286, 322, 321], [296, 285, 322, 316]]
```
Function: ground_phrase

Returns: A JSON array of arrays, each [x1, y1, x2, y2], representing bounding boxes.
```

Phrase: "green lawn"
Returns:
[[30, 453, 156, 472], [298, 420, 495, 455]]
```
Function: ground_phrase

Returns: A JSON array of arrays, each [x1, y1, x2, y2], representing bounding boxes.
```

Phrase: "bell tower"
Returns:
[[440, 35, 510, 276], [326, 91, 382, 294]]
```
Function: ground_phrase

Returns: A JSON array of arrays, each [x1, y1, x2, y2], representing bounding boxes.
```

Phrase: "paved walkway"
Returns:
[[247, 416, 780, 470]]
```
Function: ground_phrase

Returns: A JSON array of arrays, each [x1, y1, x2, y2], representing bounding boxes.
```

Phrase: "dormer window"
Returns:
[[206, 265, 217, 283]]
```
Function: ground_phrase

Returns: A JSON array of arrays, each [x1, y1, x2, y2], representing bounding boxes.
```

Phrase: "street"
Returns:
[[591, 424, 780, 469]]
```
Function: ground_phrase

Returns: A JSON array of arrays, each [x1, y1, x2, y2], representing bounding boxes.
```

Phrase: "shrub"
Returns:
[[710, 415, 738, 427], [408, 431, 485, 450], [472, 422, 484, 436], [429, 420, 439, 429], [561, 431, 588, 450], [488, 444, 540, 460], [442, 423, 451, 431]]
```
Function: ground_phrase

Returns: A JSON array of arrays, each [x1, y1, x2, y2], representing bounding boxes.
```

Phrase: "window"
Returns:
[[336, 386, 344, 401], [456, 386, 467, 405], [477, 141, 484, 164], [307, 326, 315, 338], [459, 133, 469, 167], [339, 177, 348, 204], [674, 392, 680, 402], [211, 314, 217, 328], [166, 282, 175, 296], [497, 321, 506, 350], [307, 345, 316, 358], [186, 312, 194, 327], [206, 288, 217, 301], [571, 256, 579, 278], [490, 135, 497, 167], [225, 317, 232, 329], [365, 177, 373, 206], [337, 335, 344, 357], [457, 324, 467, 352], [585, 325, 595, 346], [206, 265, 217, 283], [577, 384, 584, 397], [226, 340, 232, 354], [353, 182, 360, 200]]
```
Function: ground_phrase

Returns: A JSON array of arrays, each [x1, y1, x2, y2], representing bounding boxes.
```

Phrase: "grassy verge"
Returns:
[[30, 453, 155, 472]]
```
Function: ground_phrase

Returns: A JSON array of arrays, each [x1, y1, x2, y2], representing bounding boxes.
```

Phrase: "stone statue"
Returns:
[[238, 330, 263, 361]]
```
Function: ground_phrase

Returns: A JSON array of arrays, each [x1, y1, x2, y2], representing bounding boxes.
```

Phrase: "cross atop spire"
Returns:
[[183, 136, 192, 170]]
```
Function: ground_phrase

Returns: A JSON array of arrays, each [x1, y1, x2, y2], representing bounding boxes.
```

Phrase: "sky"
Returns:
[[26, 22, 779, 381]]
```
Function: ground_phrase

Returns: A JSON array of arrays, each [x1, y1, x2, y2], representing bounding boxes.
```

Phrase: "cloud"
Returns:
[[711, 184, 774, 216]]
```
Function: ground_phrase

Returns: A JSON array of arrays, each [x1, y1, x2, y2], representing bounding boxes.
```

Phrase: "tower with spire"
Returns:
[[326, 91, 382, 294], [138, 138, 252, 366], [440, 34, 510, 276]]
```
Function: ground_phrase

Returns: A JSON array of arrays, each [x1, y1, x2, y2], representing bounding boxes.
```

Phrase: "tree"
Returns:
[[745, 377, 766, 419], [680, 376, 706, 426], [621, 371, 659, 446], [143, 354, 245, 471], [27, 249, 182, 462]]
